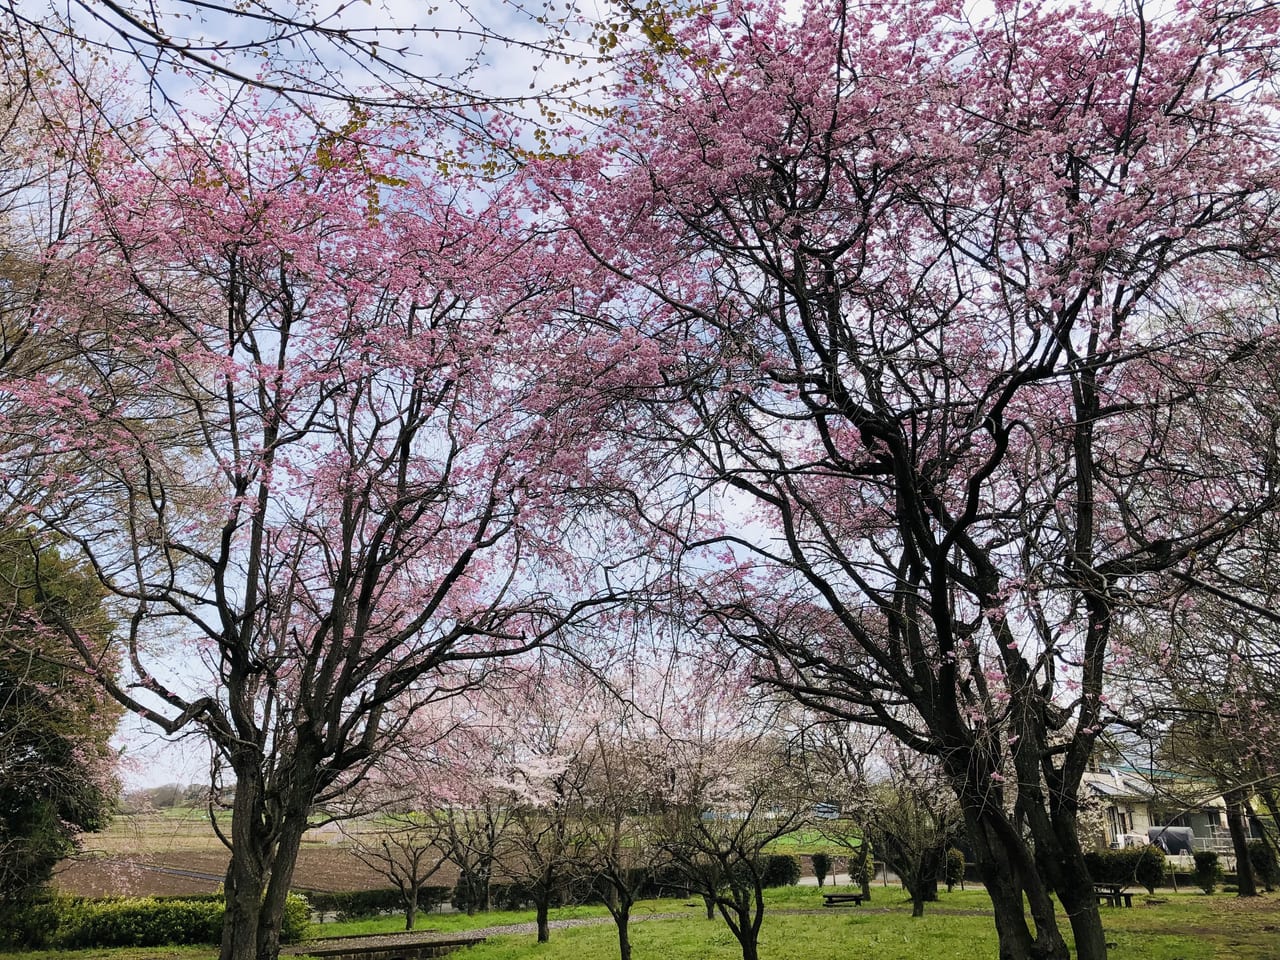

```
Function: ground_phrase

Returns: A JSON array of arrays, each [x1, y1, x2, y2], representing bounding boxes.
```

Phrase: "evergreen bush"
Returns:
[[2, 893, 310, 949], [1193, 851, 1222, 894], [1247, 840, 1279, 891], [945, 847, 965, 892], [760, 854, 802, 887], [1083, 845, 1166, 892], [811, 853, 831, 887], [306, 886, 450, 919]]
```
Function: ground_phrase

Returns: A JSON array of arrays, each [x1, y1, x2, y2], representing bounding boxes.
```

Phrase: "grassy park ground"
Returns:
[[29, 811, 1280, 960], [5, 886, 1279, 960]]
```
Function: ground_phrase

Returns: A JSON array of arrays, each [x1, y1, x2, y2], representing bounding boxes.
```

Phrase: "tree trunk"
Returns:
[[1225, 788, 1258, 897], [214, 752, 320, 960], [461, 871, 479, 916], [1255, 788, 1280, 892], [221, 854, 267, 960], [405, 880, 419, 931], [963, 805, 1071, 960], [536, 895, 551, 943], [702, 893, 715, 920], [717, 897, 762, 960], [911, 846, 941, 916], [1047, 803, 1109, 960], [1259, 788, 1280, 844], [903, 865, 936, 916], [614, 901, 632, 960], [257, 796, 313, 960], [220, 767, 271, 960]]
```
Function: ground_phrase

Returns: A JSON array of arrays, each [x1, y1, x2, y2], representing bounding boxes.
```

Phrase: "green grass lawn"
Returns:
[[422, 889, 1273, 960], [310, 901, 625, 939], [4, 887, 1278, 960], [764, 823, 861, 855], [302, 886, 1278, 960]]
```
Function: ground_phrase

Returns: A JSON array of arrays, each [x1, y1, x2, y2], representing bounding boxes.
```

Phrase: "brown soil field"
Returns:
[[56, 811, 460, 897]]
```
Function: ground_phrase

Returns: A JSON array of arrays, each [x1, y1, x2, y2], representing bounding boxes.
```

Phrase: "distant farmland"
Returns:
[[57, 809, 459, 897]]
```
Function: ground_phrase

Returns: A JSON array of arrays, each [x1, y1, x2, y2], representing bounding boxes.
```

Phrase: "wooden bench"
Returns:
[[822, 892, 865, 907], [1093, 884, 1133, 908]]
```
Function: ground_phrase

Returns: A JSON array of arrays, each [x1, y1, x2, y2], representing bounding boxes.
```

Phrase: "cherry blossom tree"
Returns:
[[860, 745, 962, 918], [0, 39, 121, 518], [499, 672, 599, 944], [525, 2, 1280, 958], [1, 62, 124, 909], [414, 690, 526, 916], [336, 762, 453, 931], [442, 790, 516, 916], [0, 0, 631, 140], [1126, 586, 1280, 896], [786, 714, 878, 900], [6, 100, 632, 960], [641, 685, 815, 960], [574, 699, 676, 960]]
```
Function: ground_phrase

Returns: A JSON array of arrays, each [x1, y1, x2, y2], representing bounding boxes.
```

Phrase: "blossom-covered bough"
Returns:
[[524, 1, 1280, 958], [3, 100, 643, 960]]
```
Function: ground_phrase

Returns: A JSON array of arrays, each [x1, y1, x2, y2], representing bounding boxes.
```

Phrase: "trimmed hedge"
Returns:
[[451, 879, 545, 913], [1084, 845, 1166, 893], [945, 847, 965, 892], [1, 893, 309, 949], [1193, 850, 1223, 894], [51, 897, 224, 949], [811, 853, 832, 887], [760, 854, 802, 887], [305, 885, 452, 919], [1248, 840, 1279, 890], [0, 899, 65, 949]]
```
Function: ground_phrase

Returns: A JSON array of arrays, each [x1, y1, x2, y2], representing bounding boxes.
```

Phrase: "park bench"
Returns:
[[1093, 883, 1133, 908], [822, 892, 865, 907]]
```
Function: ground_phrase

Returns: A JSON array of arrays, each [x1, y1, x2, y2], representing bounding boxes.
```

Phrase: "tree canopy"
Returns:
[[3, 2, 1280, 959], [0, 530, 119, 909]]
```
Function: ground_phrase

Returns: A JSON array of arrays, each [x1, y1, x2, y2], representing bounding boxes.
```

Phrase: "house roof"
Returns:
[[1081, 767, 1154, 801]]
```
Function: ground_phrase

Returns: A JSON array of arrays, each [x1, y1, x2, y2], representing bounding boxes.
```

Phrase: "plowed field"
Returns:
[[56, 811, 459, 897]]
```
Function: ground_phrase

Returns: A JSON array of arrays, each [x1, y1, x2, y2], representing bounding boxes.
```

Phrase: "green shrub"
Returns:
[[1084, 845, 1166, 892], [0, 897, 64, 949], [1134, 845, 1167, 893], [811, 853, 832, 887], [1193, 851, 1222, 894], [760, 854, 802, 887], [945, 847, 965, 892], [1247, 840, 1279, 891], [306, 886, 450, 920], [3, 892, 311, 949], [279, 893, 310, 943], [451, 879, 540, 912], [51, 897, 223, 949]]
